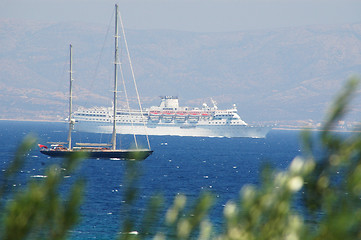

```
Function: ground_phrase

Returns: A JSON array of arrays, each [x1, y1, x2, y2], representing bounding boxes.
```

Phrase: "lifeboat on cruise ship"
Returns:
[[162, 111, 175, 123], [162, 111, 175, 115], [175, 111, 187, 123], [176, 111, 187, 116], [189, 111, 201, 116], [188, 111, 200, 123], [150, 111, 161, 115], [149, 111, 161, 122]]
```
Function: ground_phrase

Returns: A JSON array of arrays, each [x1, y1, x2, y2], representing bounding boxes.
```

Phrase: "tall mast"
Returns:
[[111, 4, 119, 150], [67, 44, 73, 150]]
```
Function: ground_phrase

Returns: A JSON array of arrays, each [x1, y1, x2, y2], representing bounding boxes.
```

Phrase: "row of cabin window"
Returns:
[[84, 119, 145, 123], [210, 121, 241, 125], [76, 113, 106, 117]]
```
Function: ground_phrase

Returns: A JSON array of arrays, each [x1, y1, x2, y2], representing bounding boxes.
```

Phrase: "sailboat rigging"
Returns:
[[39, 4, 153, 160]]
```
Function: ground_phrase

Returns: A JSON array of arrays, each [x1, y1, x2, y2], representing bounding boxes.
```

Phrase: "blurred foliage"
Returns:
[[0, 138, 85, 240], [1, 77, 361, 239]]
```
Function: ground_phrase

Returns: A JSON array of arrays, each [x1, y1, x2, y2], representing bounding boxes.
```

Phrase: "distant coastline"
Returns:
[[0, 118, 64, 123], [1, 119, 359, 133], [273, 127, 361, 133], [1, 19, 361, 124]]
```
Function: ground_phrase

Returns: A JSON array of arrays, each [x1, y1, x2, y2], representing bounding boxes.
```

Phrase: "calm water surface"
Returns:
[[0, 120, 305, 239]]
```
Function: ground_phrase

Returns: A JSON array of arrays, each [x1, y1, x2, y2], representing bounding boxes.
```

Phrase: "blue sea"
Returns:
[[0, 120, 305, 239]]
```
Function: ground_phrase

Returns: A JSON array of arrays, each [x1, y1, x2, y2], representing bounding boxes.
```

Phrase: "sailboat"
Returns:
[[39, 5, 153, 160]]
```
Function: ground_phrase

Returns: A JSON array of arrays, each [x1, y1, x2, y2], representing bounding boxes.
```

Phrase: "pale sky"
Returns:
[[1, 0, 361, 32]]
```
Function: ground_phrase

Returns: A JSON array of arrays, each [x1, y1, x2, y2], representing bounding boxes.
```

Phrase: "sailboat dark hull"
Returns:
[[40, 149, 153, 160]]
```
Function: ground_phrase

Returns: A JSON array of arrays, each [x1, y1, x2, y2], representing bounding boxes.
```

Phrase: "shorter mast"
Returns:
[[67, 44, 74, 150], [111, 4, 119, 150]]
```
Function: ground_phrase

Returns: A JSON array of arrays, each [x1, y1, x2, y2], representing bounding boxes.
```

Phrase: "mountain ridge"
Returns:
[[1, 19, 360, 123]]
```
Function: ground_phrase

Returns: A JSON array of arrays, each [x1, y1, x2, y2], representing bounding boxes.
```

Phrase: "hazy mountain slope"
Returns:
[[1, 19, 360, 122]]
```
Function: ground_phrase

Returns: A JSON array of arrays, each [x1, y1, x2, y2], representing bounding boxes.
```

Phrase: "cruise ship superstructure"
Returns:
[[73, 96, 271, 138]]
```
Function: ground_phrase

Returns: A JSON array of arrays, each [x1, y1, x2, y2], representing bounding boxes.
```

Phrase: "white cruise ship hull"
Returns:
[[74, 121, 271, 138], [73, 96, 272, 138]]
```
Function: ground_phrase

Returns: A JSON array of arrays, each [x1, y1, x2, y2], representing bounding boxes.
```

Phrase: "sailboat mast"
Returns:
[[67, 44, 74, 150], [111, 4, 119, 150]]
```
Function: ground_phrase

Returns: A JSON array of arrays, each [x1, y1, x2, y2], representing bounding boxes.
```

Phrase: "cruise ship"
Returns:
[[73, 96, 272, 138]]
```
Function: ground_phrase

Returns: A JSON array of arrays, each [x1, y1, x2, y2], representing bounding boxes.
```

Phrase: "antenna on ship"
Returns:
[[211, 98, 218, 110]]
